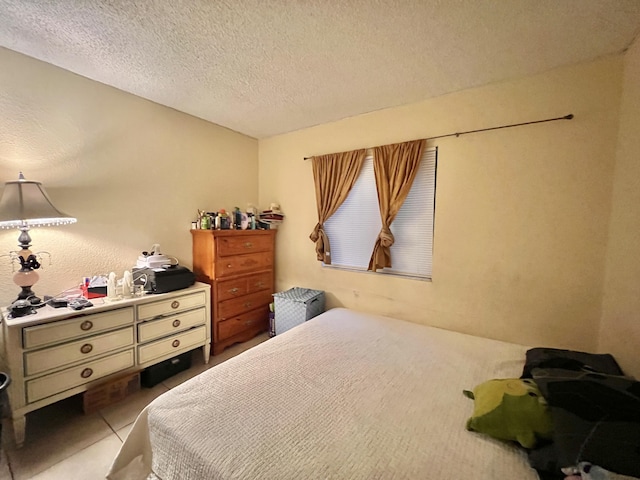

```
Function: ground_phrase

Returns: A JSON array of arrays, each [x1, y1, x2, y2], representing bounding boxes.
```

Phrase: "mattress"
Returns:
[[108, 307, 538, 480]]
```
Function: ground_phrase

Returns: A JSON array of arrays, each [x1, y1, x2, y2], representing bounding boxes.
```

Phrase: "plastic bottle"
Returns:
[[219, 209, 230, 229], [107, 272, 117, 300], [234, 207, 242, 229], [122, 270, 133, 298]]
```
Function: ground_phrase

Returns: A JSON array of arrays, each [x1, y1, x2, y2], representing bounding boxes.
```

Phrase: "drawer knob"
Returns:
[[80, 343, 93, 354], [172, 319, 181, 328], [255, 282, 264, 288], [227, 264, 232, 269], [81, 368, 93, 379], [244, 320, 253, 326], [229, 288, 239, 294], [171, 301, 180, 309], [244, 242, 253, 248], [172, 339, 181, 348], [80, 320, 93, 331], [243, 302, 252, 308]]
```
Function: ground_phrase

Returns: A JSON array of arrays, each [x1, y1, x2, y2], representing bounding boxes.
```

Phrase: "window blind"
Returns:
[[324, 147, 437, 279]]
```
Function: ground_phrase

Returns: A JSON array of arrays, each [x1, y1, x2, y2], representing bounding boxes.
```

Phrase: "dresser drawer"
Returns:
[[137, 325, 207, 364], [216, 252, 273, 278], [218, 290, 273, 320], [246, 272, 272, 294], [217, 277, 249, 302], [217, 306, 269, 341], [137, 308, 206, 343], [24, 327, 134, 377], [217, 235, 273, 257], [26, 349, 135, 403], [217, 272, 272, 302], [23, 308, 134, 349], [137, 291, 206, 320]]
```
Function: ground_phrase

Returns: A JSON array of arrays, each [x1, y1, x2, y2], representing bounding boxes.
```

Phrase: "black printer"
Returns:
[[133, 266, 195, 294]]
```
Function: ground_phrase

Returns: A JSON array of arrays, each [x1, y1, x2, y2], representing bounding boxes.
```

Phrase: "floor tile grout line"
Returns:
[[5, 450, 15, 480], [2, 419, 16, 479], [10, 428, 116, 480], [20, 434, 122, 480], [100, 411, 124, 442]]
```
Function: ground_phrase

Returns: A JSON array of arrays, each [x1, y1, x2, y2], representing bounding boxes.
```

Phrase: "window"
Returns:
[[323, 147, 437, 279]]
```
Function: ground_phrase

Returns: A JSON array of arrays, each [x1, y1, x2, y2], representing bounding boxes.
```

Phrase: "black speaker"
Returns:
[[141, 351, 192, 388]]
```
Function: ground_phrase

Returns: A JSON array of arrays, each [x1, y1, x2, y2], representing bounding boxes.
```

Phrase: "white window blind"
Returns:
[[324, 147, 437, 279]]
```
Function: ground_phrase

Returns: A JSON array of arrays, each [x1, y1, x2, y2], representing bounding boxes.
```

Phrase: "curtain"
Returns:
[[310, 149, 366, 264], [368, 139, 425, 271]]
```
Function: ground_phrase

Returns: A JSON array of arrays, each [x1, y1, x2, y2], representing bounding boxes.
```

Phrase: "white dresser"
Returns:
[[0, 282, 211, 447]]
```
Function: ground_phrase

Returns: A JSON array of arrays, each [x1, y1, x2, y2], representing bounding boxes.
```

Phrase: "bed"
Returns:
[[107, 307, 540, 480]]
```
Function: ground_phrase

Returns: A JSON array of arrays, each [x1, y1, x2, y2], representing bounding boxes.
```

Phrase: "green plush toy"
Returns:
[[464, 378, 553, 449]]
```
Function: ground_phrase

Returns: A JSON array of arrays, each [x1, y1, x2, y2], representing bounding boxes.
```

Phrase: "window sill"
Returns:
[[322, 264, 432, 282]]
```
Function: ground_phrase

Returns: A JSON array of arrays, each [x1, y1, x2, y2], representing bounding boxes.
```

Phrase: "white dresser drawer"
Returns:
[[137, 292, 206, 320], [137, 308, 206, 343], [24, 327, 135, 377], [26, 349, 135, 403], [137, 326, 207, 364], [23, 308, 134, 349]]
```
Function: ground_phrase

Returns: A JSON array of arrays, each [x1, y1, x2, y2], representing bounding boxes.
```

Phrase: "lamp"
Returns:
[[0, 172, 76, 311]]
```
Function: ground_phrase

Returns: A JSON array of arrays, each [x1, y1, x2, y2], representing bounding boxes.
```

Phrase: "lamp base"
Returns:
[[15, 287, 43, 308], [8, 299, 37, 318]]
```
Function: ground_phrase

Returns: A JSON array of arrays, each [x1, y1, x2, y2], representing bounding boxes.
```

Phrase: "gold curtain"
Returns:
[[310, 149, 366, 264], [368, 139, 425, 271]]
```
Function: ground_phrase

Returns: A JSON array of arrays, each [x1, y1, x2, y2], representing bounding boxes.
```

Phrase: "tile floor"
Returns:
[[0, 334, 269, 480]]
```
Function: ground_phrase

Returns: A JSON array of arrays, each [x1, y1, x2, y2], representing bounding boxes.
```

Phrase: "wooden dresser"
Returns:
[[191, 229, 276, 355]]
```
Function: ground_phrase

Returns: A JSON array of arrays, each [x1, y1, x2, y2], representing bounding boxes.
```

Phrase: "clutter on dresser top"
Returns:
[[6, 244, 195, 318], [193, 203, 284, 231], [132, 244, 195, 295]]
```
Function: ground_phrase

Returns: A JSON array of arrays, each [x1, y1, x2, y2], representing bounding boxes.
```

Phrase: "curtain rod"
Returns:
[[303, 113, 574, 160]]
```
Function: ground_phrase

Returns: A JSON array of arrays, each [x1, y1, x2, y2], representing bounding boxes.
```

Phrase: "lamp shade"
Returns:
[[0, 173, 77, 228]]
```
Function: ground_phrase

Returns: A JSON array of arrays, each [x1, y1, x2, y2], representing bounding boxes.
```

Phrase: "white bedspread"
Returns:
[[108, 307, 538, 479]]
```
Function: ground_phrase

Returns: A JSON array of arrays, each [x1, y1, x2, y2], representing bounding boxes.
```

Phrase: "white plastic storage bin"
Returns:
[[273, 287, 325, 335]]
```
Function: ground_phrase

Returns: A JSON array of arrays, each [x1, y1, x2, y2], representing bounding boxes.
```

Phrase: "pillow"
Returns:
[[521, 348, 623, 379], [464, 378, 553, 449]]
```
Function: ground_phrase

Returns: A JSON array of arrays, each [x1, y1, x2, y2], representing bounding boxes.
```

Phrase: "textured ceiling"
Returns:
[[1, 0, 640, 138]]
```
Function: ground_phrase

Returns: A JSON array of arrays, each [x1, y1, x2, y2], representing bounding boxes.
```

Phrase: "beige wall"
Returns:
[[600, 36, 640, 378], [259, 56, 623, 352], [0, 47, 258, 306], [2, 44, 634, 368]]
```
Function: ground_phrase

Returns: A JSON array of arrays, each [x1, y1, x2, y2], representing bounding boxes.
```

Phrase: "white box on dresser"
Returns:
[[0, 282, 211, 448]]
